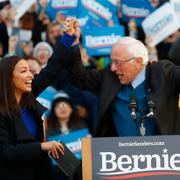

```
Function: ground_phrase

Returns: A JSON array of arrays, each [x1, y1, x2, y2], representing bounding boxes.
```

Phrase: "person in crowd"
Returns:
[[46, 22, 63, 48], [15, 40, 34, 59], [33, 41, 53, 68], [31, 0, 51, 46], [45, 91, 87, 137], [6, 35, 19, 56], [156, 30, 180, 60], [45, 91, 87, 180], [0, 34, 70, 179], [0, 42, 3, 60], [58, 17, 180, 137], [0, 5, 9, 56], [56, 12, 66, 29], [169, 37, 180, 66], [27, 58, 42, 75], [5, 35, 34, 59]]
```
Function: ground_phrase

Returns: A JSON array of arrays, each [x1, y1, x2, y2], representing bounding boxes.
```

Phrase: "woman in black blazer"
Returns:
[[0, 55, 64, 180]]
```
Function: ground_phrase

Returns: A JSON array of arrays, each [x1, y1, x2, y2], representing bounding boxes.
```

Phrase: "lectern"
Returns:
[[82, 136, 180, 180]]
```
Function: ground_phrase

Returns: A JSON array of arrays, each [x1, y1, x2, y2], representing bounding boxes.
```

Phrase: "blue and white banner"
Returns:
[[121, 0, 155, 26], [48, 128, 89, 160], [78, 0, 118, 27], [36, 86, 58, 109], [171, 0, 180, 21], [78, 11, 93, 27], [46, 0, 79, 21], [142, 3, 180, 46], [107, 0, 118, 7], [10, 0, 36, 20], [82, 25, 124, 56], [97, 0, 117, 13], [90, 135, 180, 180], [10, 0, 24, 8]]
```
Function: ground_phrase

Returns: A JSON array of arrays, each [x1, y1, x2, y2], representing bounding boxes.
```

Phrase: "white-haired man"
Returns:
[[58, 18, 180, 137]]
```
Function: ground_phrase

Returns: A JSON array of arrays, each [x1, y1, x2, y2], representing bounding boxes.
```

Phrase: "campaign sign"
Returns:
[[91, 135, 180, 180], [36, 86, 58, 109], [107, 0, 118, 7], [10, 0, 24, 8], [121, 0, 155, 26], [78, 11, 93, 27], [48, 128, 89, 160], [79, 0, 118, 27], [171, 0, 180, 21], [11, 0, 36, 20], [45, 0, 79, 21], [82, 26, 124, 56], [97, 0, 117, 13], [142, 3, 180, 46]]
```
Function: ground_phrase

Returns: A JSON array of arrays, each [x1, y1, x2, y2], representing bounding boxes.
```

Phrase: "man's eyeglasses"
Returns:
[[110, 57, 136, 67]]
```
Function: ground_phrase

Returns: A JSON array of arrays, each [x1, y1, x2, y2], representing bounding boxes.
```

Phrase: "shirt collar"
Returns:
[[131, 67, 146, 89]]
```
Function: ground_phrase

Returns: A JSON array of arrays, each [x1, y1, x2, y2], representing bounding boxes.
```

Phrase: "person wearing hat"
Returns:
[[46, 91, 87, 137], [33, 41, 53, 68], [45, 91, 87, 180]]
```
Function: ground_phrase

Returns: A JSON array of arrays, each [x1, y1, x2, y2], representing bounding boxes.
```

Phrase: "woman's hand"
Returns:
[[41, 141, 64, 159]]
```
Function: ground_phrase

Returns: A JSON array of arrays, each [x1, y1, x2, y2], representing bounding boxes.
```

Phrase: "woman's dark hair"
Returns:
[[46, 97, 83, 136], [0, 56, 35, 117]]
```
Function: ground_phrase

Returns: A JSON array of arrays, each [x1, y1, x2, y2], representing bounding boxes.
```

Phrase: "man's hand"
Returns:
[[64, 17, 81, 45]]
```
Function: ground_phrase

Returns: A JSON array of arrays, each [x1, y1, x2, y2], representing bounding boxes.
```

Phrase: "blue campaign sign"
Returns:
[[78, 0, 118, 27], [78, 11, 94, 27], [91, 135, 180, 180], [45, 0, 79, 21], [97, 0, 118, 13], [47, 128, 89, 160], [82, 25, 125, 56], [121, 0, 155, 25], [36, 86, 58, 109]]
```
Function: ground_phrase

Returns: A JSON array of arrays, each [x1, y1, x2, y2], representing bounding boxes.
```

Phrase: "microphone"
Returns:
[[147, 100, 155, 118], [129, 96, 137, 120]]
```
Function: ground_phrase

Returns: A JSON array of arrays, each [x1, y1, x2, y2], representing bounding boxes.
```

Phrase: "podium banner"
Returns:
[[82, 135, 180, 180]]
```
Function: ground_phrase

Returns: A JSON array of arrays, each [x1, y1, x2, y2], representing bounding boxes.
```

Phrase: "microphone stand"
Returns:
[[129, 96, 156, 137], [139, 115, 146, 136]]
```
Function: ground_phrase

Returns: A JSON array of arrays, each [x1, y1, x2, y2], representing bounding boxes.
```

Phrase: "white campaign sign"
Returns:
[[0, 0, 7, 2], [11, 0, 36, 20], [171, 0, 180, 21], [142, 3, 180, 46], [10, 0, 23, 8]]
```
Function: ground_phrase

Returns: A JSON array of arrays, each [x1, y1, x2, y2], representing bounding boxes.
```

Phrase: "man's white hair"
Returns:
[[115, 36, 149, 65]]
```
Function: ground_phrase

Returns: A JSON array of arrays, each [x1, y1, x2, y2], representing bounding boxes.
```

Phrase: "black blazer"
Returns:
[[58, 42, 180, 137], [0, 40, 66, 180], [0, 102, 53, 180]]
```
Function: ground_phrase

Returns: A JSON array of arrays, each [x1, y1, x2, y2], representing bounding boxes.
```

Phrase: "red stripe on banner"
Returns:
[[102, 171, 180, 179]]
